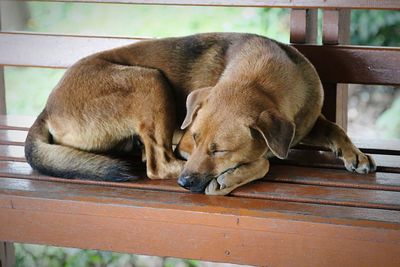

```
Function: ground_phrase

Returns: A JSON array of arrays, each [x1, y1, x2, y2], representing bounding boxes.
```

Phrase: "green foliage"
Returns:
[[376, 96, 400, 138], [15, 244, 201, 267], [351, 10, 400, 46], [25, 2, 289, 41], [5, 67, 65, 116]]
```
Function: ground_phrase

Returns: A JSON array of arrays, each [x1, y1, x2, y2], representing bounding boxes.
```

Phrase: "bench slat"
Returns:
[[0, 130, 26, 146], [275, 149, 400, 173], [1, 150, 400, 192], [1, 176, 400, 267], [0, 115, 34, 131], [1, 177, 400, 226], [0, 160, 399, 211], [268, 165, 400, 191], [25, 0, 400, 10], [1, 32, 400, 85], [294, 44, 400, 85], [0, 145, 25, 162]]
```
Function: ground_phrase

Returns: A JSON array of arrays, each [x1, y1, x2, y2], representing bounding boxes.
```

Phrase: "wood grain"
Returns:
[[1, 177, 400, 266]]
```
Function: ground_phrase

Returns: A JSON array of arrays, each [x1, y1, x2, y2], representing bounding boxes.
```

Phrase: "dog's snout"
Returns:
[[177, 174, 194, 190], [178, 173, 212, 193]]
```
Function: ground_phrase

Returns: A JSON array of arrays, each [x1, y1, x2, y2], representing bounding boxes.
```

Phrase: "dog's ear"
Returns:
[[251, 110, 295, 159], [181, 87, 211, 129]]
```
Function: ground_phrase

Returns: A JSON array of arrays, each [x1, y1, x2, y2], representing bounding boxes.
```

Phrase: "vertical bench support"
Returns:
[[322, 9, 350, 130], [0, 242, 15, 267], [290, 9, 318, 44], [0, 3, 12, 265]]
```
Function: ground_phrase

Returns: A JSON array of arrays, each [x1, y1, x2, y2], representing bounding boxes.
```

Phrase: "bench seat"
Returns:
[[0, 115, 399, 266]]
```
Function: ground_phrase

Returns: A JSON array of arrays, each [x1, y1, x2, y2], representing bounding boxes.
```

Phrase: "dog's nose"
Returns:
[[177, 175, 193, 190]]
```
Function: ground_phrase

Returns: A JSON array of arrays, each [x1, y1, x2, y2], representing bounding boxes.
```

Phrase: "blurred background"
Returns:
[[1, 1, 399, 266]]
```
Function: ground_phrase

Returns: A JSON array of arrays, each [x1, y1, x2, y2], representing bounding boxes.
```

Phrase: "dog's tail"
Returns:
[[25, 110, 134, 181]]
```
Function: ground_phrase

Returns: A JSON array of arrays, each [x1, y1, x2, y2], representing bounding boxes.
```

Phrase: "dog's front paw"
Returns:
[[343, 150, 376, 174], [205, 177, 236, 196]]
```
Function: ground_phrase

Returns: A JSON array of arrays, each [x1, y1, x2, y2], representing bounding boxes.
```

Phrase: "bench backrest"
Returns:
[[0, 0, 399, 131]]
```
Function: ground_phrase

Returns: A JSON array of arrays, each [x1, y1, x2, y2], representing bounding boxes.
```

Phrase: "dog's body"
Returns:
[[25, 33, 375, 195]]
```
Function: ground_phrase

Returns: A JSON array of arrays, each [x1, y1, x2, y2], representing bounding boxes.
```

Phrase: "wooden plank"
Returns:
[[294, 44, 400, 85], [0, 130, 26, 146], [1, 176, 400, 228], [24, 0, 400, 10], [0, 32, 142, 68], [2, 146, 400, 192], [274, 149, 400, 173], [0, 160, 399, 210], [0, 115, 34, 130], [353, 139, 400, 155], [0, 145, 25, 162], [267, 165, 400, 191], [2, 157, 400, 192], [296, 138, 400, 156], [234, 181, 400, 211], [1, 155, 400, 193], [1, 32, 399, 85], [1, 177, 400, 266]]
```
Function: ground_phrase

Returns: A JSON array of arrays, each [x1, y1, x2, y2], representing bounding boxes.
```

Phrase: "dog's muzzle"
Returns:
[[177, 173, 214, 193]]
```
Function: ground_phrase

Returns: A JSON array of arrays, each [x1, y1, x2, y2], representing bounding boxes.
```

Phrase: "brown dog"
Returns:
[[25, 33, 376, 195]]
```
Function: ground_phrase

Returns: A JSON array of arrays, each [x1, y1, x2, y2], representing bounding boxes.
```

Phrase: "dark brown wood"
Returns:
[[294, 44, 400, 85], [321, 9, 350, 130], [23, 0, 400, 10], [1, 157, 400, 194], [1, 177, 400, 266], [290, 9, 317, 44], [273, 149, 400, 173], [266, 165, 400, 191], [1, 159, 400, 211], [0, 242, 15, 267]]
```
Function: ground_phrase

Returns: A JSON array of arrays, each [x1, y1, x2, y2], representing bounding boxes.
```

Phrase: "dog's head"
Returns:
[[177, 87, 295, 193]]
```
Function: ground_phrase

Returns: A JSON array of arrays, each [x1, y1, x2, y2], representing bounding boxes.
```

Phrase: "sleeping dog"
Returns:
[[25, 33, 376, 195]]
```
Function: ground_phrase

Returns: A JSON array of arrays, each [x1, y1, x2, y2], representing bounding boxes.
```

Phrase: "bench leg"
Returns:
[[0, 242, 15, 267]]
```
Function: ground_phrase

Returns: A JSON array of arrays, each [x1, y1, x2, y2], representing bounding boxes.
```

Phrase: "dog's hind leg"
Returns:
[[300, 115, 376, 173]]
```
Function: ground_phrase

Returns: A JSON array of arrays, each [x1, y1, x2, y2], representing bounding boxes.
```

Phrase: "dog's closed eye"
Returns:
[[211, 150, 230, 157]]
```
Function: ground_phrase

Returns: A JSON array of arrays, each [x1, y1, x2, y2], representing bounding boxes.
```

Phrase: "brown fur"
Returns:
[[25, 33, 376, 193]]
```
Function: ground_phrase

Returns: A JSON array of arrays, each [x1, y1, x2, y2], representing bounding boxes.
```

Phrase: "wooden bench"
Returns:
[[1, 1, 400, 266]]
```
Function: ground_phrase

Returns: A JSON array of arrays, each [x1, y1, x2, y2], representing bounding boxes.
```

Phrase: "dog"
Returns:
[[25, 32, 376, 195]]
